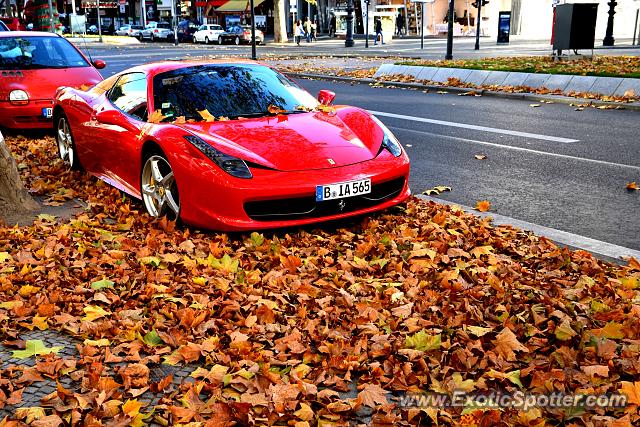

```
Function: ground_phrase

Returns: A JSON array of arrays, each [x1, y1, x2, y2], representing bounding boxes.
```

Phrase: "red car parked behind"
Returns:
[[0, 17, 28, 31], [0, 31, 105, 129]]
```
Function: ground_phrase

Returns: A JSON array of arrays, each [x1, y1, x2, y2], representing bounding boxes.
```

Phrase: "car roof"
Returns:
[[0, 31, 63, 38]]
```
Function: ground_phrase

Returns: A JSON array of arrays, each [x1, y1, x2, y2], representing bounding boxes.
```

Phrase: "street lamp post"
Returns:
[[445, 0, 454, 59], [47, 0, 55, 33], [250, 0, 257, 59], [345, 0, 354, 47], [173, 0, 178, 46], [603, 0, 616, 46], [474, 0, 482, 50], [97, 0, 103, 42], [365, 0, 369, 48]]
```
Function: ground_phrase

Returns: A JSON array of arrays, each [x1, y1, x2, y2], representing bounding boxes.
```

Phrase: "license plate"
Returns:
[[42, 107, 52, 118], [316, 179, 371, 201]]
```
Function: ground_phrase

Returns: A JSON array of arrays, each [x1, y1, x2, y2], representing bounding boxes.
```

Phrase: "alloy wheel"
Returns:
[[234, 36, 239, 45], [56, 116, 76, 169], [205, 36, 209, 44], [218, 36, 222, 44], [141, 155, 180, 219]]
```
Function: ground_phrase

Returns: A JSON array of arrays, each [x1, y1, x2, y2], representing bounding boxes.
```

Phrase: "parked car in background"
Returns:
[[115, 24, 131, 36], [140, 22, 173, 42], [1, 17, 27, 31], [127, 24, 143, 37], [0, 32, 105, 130], [86, 24, 98, 34], [192, 23, 224, 44], [217, 25, 263, 45], [138, 21, 156, 40], [177, 19, 199, 43]]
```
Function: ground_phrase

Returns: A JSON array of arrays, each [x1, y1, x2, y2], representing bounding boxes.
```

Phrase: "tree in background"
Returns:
[[273, 0, 287, 42]]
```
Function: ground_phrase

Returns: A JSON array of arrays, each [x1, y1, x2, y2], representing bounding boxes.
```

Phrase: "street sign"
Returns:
[[119, 4, 125, 12]]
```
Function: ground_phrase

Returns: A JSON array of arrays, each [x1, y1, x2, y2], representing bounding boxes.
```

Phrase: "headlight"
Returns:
[[9, 89, 29, 105], [371, 115, 402, 157], [184, 135, 252, 179]]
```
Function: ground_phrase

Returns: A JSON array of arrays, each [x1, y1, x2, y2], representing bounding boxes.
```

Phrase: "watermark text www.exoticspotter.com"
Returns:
[[398, 391, 628, 412]]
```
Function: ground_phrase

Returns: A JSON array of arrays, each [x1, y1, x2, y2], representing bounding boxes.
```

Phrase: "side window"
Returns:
[[90, 74, 119, 96], [199, 25, 206, 30], [107, 72, 148, 121]]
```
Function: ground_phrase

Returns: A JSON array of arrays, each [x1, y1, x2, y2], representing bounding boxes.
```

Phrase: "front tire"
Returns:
[[205, 36, 210, 44], [218, 36, 223, 45], [193, 36, 197, 43], [56, 114, 81, 170], [141, 153, 180, 220]]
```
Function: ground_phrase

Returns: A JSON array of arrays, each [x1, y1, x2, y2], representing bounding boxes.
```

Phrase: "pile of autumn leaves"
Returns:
[[0, 134, 639, 426]]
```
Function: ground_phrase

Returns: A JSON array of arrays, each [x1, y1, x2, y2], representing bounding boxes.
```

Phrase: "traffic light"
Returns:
[[472, 0, 488, 7]]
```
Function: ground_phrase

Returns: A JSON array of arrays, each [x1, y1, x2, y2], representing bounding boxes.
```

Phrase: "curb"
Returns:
[[287, 72, 640, 111]]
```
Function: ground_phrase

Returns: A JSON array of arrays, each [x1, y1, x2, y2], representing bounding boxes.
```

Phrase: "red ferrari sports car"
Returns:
[[0, 32, 105, 129], [53, 60, 410, 231]]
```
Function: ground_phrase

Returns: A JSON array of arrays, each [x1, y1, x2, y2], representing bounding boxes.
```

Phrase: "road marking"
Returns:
[[390, 126, 640, 171], [418, 194, 640, 263], [369, 110, 580, 143]]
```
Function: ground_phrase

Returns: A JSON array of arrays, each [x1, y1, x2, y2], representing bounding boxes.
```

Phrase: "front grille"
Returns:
[[244, 177, 406, 221]]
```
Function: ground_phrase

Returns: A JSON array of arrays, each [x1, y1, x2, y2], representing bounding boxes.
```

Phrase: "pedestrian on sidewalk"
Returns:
[[329, 14, 336, 37], [295, 20, 304, 45], [311, 19, 317, 41], [374, 18, 384, 45], [396, 13, 404, 37], [304, 17, 312, 42]]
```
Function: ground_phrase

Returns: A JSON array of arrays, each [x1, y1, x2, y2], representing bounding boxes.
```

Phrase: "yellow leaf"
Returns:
[[470, 246, 493, 258], [627, 182, 638, 191], [19, 285, 41, 297], [620, 381, 640, 405], [294, 403, 314, 421], [198, 109, 216, 122], [84, 338, 111, 347], [122, 399, 144, 417], [32, 316, 48, 331], [0, 252, 11, 263], [475, 200, 491, 212], [0, 300, 23, 309], [173, 116, 186, 124], [623, 89, 635, 97], [83, 305, 111, 322], [268, 104, 286, 114], [14, 407, 46, 423], [147, 109, 167, 124]]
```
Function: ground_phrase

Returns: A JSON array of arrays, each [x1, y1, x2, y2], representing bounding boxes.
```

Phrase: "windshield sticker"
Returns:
[[162, 76, 183, 86]]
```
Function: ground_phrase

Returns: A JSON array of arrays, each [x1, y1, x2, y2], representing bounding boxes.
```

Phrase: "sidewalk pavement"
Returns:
[[373, 63, 640, 98]]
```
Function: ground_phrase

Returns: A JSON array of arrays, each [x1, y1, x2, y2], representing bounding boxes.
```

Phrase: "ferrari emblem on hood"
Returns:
[[327, 158, 336, 165]]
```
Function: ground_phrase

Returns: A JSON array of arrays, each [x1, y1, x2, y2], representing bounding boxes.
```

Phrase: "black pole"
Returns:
[[603, 0, 616, 47], [250, 0, 257, 59], [474, 0, 481, 50], [365, 0, 369, 48], [345, 0, 354, 47], [633, 8, 638, 46], [445, 0, 454, 59], [420, 2, 424, 49]]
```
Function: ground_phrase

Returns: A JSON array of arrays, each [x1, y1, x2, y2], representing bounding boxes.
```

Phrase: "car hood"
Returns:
[[0, 67, 102, 100], [176, 111, 380, 172]]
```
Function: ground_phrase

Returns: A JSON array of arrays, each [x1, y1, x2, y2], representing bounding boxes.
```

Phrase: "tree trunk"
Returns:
[[0, 132, 39, 213], [273, 0, 288, 43]]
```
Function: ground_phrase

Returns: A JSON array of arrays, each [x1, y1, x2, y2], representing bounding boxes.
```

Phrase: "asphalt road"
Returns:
[[84, 46, 640, 251]]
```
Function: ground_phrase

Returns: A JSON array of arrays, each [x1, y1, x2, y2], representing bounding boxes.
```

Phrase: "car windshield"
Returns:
[[132, 25, 143, 29], [152, 64, 318, 122], [0, 21, 9, 31], [158, 23, 171, 29], [0, 36, 89, 70]]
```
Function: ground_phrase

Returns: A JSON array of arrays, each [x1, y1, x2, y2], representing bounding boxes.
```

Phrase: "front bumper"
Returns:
[[0, 100, 54, 129], [176, 151, 410, 231]]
